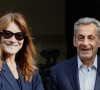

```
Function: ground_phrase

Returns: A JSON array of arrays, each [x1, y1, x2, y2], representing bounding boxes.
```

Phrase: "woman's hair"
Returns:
[[0, 12, 37, 82], [74, 17, 100, 40]]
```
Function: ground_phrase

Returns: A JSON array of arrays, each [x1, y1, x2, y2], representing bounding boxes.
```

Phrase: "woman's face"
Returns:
[[1, 22, 24, 56]]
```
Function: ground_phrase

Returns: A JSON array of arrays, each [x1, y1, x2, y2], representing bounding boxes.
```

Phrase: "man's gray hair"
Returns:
[[74, 17, 100, 39]]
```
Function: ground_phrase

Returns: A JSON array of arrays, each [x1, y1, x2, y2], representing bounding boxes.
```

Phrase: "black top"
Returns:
[[16, 77, 22, 90]]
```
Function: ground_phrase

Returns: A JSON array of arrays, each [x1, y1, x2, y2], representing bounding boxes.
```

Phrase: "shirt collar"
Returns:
[[78, 55, 97, 69]]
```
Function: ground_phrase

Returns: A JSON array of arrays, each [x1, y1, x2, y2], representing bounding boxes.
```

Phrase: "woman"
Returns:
[[0, 12, 44, 90]]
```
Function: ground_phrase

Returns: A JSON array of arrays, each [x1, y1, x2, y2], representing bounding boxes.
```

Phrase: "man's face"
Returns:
[[74, 23, 100, 61]]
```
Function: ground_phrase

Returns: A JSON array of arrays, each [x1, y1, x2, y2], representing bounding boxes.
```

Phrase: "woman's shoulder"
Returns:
[[32, 69, 44, 90], [34, 69, 40, 77], [32, 69, 42, 82], [0, 72, 4, 89]]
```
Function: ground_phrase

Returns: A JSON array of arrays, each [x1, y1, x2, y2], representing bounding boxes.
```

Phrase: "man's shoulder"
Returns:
[[52, 56, 77, 71]]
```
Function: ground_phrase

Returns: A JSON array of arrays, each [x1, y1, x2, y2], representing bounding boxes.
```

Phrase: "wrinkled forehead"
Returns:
[[76, 24, 98, 37]]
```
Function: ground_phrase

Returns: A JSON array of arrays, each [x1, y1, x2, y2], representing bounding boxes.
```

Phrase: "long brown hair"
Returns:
[[0, 12, 38, 82]]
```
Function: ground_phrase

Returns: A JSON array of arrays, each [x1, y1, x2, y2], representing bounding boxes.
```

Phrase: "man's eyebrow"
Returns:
[[78, 34, 83, 36]]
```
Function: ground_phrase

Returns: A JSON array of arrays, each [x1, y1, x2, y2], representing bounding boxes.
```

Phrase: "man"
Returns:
[[49, 17, 100, 90]]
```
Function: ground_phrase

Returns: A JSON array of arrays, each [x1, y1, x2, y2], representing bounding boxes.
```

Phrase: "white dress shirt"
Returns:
[[78, 55, 97, 90]]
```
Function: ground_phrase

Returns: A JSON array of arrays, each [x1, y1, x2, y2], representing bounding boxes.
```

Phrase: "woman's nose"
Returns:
[[9, 35, 17, 43]]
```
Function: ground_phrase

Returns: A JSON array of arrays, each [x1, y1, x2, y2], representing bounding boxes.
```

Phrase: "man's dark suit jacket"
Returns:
[[0, 62, 44, 90], [49, 56, 100, 90]]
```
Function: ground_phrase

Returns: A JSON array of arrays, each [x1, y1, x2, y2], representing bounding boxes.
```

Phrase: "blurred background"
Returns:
[[1, 0, 100, 89]]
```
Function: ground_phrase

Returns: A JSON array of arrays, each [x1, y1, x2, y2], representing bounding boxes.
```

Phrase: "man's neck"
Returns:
[[79, 56, 96, 67]]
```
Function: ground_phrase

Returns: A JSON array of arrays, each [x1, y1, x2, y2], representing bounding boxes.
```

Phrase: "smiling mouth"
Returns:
[[80, 48, 92, 53], [6, 44, 18, 47], [81, 48, 91, 51]]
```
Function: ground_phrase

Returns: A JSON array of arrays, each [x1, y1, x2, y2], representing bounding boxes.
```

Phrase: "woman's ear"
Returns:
[[73, 36, 77, 47]]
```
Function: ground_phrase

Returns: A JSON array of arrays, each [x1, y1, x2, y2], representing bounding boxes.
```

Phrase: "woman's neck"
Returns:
[[5, 54, 16, 64], [5, 54, 19, 79]]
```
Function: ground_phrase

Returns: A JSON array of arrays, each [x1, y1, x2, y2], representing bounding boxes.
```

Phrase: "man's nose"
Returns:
[[82, 38, 89, 46]]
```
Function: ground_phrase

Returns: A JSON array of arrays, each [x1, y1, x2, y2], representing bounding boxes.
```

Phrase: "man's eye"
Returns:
[[78, 37, 83, 40], [89, 37, 95, 40], [79, 37, 83, 39]]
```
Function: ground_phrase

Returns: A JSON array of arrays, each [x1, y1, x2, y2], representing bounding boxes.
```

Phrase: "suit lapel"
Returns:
[[66, 56, 80, 90], [1, 62, 20, 90], [94, 56, 100, 90]]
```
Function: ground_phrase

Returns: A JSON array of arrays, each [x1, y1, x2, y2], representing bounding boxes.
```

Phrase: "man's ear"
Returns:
[[73, 36, 77, 47], [98, 41, 100, 47]]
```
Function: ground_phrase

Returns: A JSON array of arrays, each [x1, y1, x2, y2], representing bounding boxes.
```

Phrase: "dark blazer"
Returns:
[[49, 56, 100, 90], [0, 62, 44, 90]]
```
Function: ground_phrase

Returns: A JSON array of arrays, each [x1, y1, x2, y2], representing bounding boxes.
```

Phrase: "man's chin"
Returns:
[[79, 55, 93, 61]]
